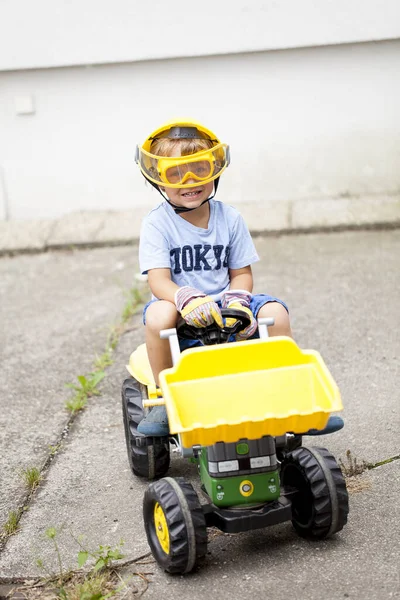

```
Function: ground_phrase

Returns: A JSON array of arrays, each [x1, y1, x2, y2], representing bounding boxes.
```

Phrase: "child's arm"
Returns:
[[227, 265, 254, 292], [148, 268, 179, 303]]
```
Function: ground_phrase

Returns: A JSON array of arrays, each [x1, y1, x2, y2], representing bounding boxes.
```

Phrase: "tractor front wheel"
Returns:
[[281, 446, 349, 539], [143, 477, 208, 574]]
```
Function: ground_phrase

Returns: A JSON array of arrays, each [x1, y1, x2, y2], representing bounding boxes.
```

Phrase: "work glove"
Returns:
[[221, 289, 258, 341], [175, 286, 223, 329]]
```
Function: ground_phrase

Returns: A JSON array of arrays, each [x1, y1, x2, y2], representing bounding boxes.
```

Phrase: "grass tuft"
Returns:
[[21, 466, 42, 491], [107, 326, 120, 351], [48, 442, 62, 456], [65, 372, 105, 398], [3, 510, 21, 536], [94, 349, 114, 370], [121, 287, 142, 324], [339, 449, 369, 477], [65, 395, 88, 414], [64, 372, 105, 413], [34, 528, 129, 599], [339, 449, 372, 495], [61, 571, 113, 600]]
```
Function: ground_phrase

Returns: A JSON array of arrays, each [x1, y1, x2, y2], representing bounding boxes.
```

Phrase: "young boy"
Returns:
[[135, 119, 293, 436]]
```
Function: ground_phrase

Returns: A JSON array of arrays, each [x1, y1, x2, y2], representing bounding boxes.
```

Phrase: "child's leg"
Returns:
[[145, 300, 178, 386], [138, 300, 178, 437], [257, 301, 293, 337]]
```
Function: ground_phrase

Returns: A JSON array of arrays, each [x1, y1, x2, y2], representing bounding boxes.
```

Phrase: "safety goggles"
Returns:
[[135, 143, 230, 188]]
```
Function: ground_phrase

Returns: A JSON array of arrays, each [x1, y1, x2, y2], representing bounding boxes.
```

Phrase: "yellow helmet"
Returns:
[[135, 119, 230, 190]]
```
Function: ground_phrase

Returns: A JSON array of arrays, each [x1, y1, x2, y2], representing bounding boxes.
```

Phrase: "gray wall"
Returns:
[[0, 1, 399, 226], [1, 0, 399, 69]]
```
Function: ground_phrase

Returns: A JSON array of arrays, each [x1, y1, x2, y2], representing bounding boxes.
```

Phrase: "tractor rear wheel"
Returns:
[[121, 377, 170, 479]]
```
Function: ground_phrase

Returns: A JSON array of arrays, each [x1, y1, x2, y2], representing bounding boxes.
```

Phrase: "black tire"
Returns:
[[143, 477, 208, 574], [121, 377, 170, 479], [281, 446, 349, 539]]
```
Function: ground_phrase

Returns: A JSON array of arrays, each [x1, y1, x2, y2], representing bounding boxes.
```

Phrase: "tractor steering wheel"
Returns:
[[176, 308, 252, 346]]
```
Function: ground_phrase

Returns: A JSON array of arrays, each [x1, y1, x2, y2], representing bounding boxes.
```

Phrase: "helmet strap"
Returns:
[[147, 178, 220, 214], [172, 196, 212, 214]]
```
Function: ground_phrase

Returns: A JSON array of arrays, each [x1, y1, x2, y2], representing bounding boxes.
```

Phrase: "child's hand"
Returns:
[[221, 290, 258, 341], [175, 286, 223, 328]]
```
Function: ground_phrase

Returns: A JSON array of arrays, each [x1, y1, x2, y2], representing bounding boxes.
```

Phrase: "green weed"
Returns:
[[66, 372, 105, 398], [77, 541, 125, 572], [48, 442, 63, 456], [121, 287, 142, 324], [65, 395, 88, 414], [46, 527, 65, 585], [60, 571, 114, 600], [36, 528, 126, 599], [64, 371, 105, 413], [21, 466, 42, 490], [3, 510, 20, 536], [106, 326, 120, 351], [369, 454, 400, 468], [94, 350, 114, 370]]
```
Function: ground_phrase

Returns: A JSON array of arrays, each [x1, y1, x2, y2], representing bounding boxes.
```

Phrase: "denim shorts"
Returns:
[[143, 293, 289, 351]]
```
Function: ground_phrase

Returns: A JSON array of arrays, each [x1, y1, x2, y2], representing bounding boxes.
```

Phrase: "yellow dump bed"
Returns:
[[159, 337, 342, 448]]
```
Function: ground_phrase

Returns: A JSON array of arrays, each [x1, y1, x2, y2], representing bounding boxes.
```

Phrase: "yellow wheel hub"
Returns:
[[154, 502, 170, 554]]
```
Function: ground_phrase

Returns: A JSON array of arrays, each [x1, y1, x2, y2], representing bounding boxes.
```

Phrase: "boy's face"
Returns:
[[161, 180, 214, 210]]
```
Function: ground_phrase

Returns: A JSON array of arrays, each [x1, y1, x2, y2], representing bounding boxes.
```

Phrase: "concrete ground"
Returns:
[[0, 229, 399, 599]]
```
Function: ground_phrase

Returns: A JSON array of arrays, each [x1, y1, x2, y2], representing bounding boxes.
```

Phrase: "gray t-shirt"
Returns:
[[139, 199, 259, 300]]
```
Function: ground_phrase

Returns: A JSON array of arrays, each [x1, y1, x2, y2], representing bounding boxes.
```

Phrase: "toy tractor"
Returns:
[[122, 310, 349, 574]]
